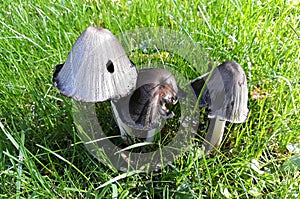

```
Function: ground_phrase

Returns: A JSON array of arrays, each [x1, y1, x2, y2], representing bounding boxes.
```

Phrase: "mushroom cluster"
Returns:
[[53, 26, 248, 154]]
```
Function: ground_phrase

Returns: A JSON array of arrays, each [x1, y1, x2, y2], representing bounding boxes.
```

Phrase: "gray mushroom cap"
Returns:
[[191, 60, 249, 123], [53, 26, 138, 102], [191, 60, 249, 153]]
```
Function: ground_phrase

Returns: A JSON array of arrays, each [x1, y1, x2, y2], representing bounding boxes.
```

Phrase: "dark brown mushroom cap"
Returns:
[[191, 61, 249, 123], [112, 68, 182, 130], [53, 26, 138, 102]]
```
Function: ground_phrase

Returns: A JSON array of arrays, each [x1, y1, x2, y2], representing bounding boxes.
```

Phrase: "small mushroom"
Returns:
[[53, 26, 137, 102], [112, 68, 184, 143], [190, 61, 249, 153]]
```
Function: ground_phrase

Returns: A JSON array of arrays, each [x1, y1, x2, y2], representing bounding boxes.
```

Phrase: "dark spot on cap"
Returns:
[[106, 60, 114, 73]]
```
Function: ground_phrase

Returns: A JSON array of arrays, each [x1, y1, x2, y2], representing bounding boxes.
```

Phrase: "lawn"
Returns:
[[0, 0, 299, 198]]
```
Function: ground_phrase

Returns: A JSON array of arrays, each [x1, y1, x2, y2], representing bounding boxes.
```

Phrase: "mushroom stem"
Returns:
[[203, 116, 226, 153]]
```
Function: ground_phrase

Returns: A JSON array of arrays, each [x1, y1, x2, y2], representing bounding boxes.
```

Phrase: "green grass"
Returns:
[[1, 0, 299, 198]]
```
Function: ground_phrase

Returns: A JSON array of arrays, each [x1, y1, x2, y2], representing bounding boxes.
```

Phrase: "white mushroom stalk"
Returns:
[[190, 61, 249, 153]]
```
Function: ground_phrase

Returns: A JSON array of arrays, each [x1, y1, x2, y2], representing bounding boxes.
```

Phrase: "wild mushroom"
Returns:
[[190, 61, 249, 153], [111, 68, 183, 144], [53, 26, 137, 102]]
